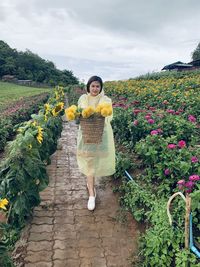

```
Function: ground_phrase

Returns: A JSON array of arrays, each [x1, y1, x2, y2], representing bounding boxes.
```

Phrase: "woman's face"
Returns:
[[89, 81, 101, 96]]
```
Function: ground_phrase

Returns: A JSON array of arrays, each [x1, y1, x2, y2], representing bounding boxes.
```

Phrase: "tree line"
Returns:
[[0, 40, 78, 86]]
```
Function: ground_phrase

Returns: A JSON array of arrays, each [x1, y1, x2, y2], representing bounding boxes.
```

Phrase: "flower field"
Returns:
[[103, 70, 200, 266]]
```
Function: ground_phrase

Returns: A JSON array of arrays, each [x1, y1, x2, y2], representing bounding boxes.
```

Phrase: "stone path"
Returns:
[[13, 120, 139, 267]]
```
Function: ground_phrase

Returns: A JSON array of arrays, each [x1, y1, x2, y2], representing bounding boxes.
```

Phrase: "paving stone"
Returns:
[[80, 257, 107, 267], [30, 224, 53, 233], [27, 241, 53, 252], [54, 230, 77, 240], [25, 250, 52, 263], [31, 216, 53, 225], [79, 247, 104, 258], [54, 239, 78, 249], [25, 262, 52, 267], [53, 259, 81, 267], [53, 248, 79, 260], [29, 232, 53, 242]]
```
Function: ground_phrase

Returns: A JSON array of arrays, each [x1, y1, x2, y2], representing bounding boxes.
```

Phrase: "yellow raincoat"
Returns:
[[76, 91, 115, 177]]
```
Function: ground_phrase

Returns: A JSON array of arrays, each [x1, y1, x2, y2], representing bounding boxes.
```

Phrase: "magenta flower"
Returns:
[[148, 119, 155, 124], [167, 144, 177, 149], [185, 181, 194, 188], [133, 120, 138, 126], [188, 115, 196, 123], [151, 130, 158, 135], [191, 156, 198, 163], [178, 140, 186, 148], [189, 175, 200, 181], [164, 169, 171, 175]]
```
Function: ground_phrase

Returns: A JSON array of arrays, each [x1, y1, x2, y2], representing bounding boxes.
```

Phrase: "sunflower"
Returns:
[[0, 198, 9, 210], [66, 110, 75, 121], [36, 126, 43, 144]]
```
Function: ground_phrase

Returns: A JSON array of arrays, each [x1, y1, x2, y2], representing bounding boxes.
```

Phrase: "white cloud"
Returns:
[[0, 0, 200, 81]]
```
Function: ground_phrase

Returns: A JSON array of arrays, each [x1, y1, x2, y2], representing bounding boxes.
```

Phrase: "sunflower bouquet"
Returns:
[[65, 103, 113, 144], [65, 102, 112, 121]]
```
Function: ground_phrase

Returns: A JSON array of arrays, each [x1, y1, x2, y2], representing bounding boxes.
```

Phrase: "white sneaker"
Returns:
[[87, 187, 96, 211]]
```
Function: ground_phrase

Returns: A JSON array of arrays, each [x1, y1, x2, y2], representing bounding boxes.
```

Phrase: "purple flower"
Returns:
[[189, 175, 200, 181], [133, 120, 138, 126], [151, 130, 158, 135], [191, 156, 198, 163], [164, 169, 171, 175]]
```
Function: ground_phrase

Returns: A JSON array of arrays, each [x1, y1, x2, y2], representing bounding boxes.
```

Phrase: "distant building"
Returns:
[[17, 80, 33, 86], [2, 75, 17, 82], [162, 59, 200, 71]]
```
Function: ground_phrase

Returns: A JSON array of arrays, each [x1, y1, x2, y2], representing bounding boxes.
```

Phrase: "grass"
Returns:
[[0, 82, 51, 111]]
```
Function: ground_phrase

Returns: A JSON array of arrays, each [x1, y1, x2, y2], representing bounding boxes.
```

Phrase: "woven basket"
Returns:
[[80, 116, 105, 144]]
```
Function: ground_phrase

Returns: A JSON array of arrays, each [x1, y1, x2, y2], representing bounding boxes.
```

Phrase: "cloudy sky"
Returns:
[[0, 0, 200, 82]]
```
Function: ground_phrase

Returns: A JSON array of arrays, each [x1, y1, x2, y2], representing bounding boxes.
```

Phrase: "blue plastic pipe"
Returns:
[[124, 170, 134, 181], [190, 213, 200, 258]]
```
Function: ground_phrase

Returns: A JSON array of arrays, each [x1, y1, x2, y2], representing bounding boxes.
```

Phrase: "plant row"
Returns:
[[0, 93, 49, 152], [0, 86, 65, 266]]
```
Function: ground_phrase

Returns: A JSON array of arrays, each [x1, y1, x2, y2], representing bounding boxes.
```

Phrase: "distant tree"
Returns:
[[191, 42, 200, 61], [0, 40, 79, 85]]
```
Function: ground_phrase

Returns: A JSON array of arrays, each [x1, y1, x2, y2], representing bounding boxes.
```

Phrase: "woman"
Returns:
[[77, 76, 115, 211]]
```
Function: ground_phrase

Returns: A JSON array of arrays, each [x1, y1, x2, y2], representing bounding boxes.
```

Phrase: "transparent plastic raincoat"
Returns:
[[76, 91, 115, 177]]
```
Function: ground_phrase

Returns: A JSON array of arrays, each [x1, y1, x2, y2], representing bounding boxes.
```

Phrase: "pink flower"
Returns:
[[133, 120, 138, 126], [177, 179, 185, 185], [177, 179, 185, 190], [166, 109, 175, 114], [188, 115, 196, 123], [189, 175, 200, 181], [163, 100, 169, 105], [178, 140, 186, 148], [148, 119, 155, 124], [167, 144, 177, 149], [157, 128, 163, 133], [133, 109, 142, 115], [191, 156, 198, 163], [149, 107, 156, 111], [175, 111, 180, 115], [151, 130, 158, 135], [164, 169, 171, 175], [145, 115, 151, 120]]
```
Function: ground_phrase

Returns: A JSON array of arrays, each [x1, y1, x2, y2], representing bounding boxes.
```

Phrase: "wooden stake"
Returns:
[[185, 194, 191, 249]]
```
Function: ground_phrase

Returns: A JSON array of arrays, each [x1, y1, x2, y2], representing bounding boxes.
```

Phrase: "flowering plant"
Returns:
[[65, 102, 113, 121]]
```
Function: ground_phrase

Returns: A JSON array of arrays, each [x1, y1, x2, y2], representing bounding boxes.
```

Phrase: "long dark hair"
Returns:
[[86, 76, 103, 93]]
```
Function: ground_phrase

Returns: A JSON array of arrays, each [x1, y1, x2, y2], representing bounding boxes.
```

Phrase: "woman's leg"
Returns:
[[87, 175, 95, 196]]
